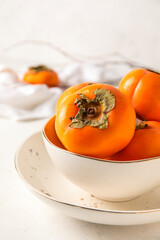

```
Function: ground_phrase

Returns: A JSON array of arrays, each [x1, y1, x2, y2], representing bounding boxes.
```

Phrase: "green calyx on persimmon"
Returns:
[[69, 88, 115, 129], [136, 121, 148, 130], [29, 65, 51, 73]]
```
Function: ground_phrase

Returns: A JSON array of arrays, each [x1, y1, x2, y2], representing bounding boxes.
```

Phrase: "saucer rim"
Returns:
[[14, 131, 160, 215]]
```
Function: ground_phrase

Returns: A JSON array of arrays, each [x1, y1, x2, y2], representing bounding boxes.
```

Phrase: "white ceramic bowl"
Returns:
[[42, 115, 160, 202]]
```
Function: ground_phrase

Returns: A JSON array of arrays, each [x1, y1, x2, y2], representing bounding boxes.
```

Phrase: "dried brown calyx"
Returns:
[[29, 65, 51, 73], [136, 121, 148, 130], [69, 88, 115, 129]]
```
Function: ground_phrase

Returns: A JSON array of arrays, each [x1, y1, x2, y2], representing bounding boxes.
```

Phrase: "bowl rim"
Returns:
[[14, 135, 160, 215], [42, 116, 160, 164]]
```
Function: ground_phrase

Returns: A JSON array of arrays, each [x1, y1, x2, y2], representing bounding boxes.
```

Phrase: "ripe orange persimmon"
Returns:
[[55, 83, 136, 158], [56, 82, 95, 113], [23, 65, 59, 87], [119, 68, 160, 121], [108, 121, 160, 161]]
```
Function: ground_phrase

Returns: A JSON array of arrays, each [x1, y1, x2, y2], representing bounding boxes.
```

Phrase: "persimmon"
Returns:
[[55, 83, 136, 158], [23, 65, 59, 87], [107, 121, 160, 161], [119, 68, 160, 121], [56, 82, 95, 113]]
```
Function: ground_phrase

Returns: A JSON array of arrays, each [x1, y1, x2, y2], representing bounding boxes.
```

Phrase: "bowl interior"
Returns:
[[44, 115, 65, 150]]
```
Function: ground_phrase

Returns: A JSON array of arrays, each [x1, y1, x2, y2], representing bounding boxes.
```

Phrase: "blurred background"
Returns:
[[1, 1, 160, 238], [0, 0, 159, 68]]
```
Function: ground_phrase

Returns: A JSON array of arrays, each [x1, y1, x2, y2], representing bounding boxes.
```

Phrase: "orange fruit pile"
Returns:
[[54, 68, 160, 161]]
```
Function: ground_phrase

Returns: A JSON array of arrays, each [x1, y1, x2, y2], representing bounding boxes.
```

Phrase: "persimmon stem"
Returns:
[[87, 107, 96, 116], [146, 68, 160, 75]]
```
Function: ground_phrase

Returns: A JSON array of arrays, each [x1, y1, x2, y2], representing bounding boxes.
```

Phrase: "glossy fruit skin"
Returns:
[[119, 68, 160, 121], [55, 83, 136, 158], [23, 69, 59, 87], [108, 121, 160, 161], [55, 82, 95, 113]]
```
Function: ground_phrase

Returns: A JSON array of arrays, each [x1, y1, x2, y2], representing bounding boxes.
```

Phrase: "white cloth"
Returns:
[[0, 62, 136, 121]]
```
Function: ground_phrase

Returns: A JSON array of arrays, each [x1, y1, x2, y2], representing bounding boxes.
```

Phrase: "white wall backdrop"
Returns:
[[0, 0, 159, 68]]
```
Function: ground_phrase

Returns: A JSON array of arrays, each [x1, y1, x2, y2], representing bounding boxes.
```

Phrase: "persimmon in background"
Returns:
[[55, 83, 136, 158], [23, 65, 59, 87], [108, 121, 160, 161], [119, 68, 160, 121]]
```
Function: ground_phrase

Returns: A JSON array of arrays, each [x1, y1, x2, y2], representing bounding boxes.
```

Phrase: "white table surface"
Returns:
[[0, 117, 160, 240]]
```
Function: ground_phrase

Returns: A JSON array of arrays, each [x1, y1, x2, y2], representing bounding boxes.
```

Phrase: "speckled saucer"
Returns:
[[15, 132, 160, 225]]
